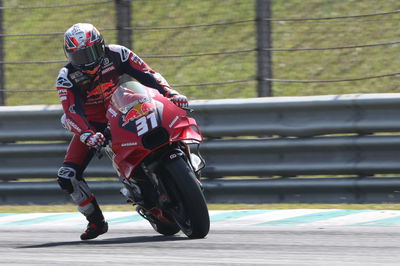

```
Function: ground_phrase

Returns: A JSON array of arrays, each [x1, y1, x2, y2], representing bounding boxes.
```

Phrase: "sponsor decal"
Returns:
[[121, 101, 156, 127], [70, 71, 83, 79], [170, 132, 181, 140], [86, 80, 117, 102], [131, 54, 143, 66], [69, 104, 77, 114], [108, 107, 118, 117], [58, 89, 68, 96], [121, 142, 138, 147], [121, 47, 130, 62], [169, 116, 179, 128], [101, 65, 115, 75], [102, 57, 111, 67], [75, 76, 87, 83], [66, 118, 82, 133], [56, 76, 73, 88]]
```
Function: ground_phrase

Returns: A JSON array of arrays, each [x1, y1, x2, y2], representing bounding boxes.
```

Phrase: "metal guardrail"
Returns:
[[2, 93, 400, 141], [2, 135, 400, 180], [2, 93, 400, 203], [191, 93, 400, 137], [2, 177, 400, 204]]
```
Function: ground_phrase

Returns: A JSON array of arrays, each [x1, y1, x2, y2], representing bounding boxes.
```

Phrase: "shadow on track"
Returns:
[[17, 235, 189, 249]]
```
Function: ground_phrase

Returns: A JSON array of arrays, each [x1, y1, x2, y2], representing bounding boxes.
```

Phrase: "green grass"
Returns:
[[0, 203, 399, 213], [3, 0, 400, 105]]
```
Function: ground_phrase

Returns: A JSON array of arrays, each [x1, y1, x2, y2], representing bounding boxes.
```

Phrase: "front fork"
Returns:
[[141, 161, 172, 209], [140, 145, 194, 208]]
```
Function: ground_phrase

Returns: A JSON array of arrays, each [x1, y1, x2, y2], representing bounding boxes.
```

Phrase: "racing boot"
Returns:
[[80, 220, 108, 240]]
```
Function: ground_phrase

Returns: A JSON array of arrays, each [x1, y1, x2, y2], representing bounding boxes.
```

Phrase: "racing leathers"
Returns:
[[55, 44, 185, 225]]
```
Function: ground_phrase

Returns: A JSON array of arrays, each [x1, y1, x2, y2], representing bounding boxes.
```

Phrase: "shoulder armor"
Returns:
[[56, 67, 73, 88], [107, 44, 131, 62]]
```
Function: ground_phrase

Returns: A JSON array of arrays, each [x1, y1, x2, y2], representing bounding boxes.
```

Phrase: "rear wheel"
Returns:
[[162, 156, 210, 239]]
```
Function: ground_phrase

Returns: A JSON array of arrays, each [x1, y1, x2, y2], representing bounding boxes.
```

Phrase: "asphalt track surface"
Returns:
[[1, 210, 400, 265]]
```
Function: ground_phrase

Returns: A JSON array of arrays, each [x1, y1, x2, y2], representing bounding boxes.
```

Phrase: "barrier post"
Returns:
[[255, 0, 273, 97], [115, 0, 132, 49]]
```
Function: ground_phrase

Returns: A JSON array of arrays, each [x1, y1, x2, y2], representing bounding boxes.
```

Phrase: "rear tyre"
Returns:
[[162, 156, 210, 239]]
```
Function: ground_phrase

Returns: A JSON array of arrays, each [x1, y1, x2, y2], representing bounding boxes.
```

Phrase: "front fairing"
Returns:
[[106, 82, 203, 179]]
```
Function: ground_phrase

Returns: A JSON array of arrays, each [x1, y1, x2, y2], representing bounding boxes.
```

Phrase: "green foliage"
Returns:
[[2, 0, 400, 105]]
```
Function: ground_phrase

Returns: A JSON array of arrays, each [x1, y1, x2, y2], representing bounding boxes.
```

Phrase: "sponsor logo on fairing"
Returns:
[[121, 142, 138, 147], [108, 107, 117, 117], [169, 116, 179, 128], [121, 101, 156, 127]]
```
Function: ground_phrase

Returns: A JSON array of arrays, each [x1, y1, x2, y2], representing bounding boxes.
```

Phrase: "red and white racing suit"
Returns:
[[56, 44, 177, 165], [55, 44, 178, 223]]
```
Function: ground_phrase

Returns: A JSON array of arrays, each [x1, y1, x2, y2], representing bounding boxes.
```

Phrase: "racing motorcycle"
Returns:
[[102, 81, 209, 239]]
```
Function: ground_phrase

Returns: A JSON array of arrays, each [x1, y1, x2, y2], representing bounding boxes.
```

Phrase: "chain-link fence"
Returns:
[[1, 0, 400, 105]]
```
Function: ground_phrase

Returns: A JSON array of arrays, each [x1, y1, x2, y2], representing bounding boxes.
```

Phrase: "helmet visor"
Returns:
[[67, 41, 104, 69]]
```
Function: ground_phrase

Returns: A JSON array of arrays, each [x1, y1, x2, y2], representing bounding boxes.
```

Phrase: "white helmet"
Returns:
[[64, 23, 105, 70]]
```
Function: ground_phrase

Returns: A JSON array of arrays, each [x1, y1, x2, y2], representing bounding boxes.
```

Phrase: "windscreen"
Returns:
[[111, 82, 153, 114]]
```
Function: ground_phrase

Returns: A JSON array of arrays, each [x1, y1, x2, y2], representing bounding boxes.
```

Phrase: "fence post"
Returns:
[[255, 0, 273, 97], [0, 0, 4, 105], [115, 0, 132, 49]]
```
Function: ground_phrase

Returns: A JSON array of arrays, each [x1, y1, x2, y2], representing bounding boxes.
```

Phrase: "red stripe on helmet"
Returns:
[[69, 37, 79, 47], [85, 31, 91, 46]]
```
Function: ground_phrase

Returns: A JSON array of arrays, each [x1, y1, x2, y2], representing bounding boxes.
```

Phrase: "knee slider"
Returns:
[[57, 166, 76, 194], [57, 166, 95, 216], [70, 175, 95, 217]]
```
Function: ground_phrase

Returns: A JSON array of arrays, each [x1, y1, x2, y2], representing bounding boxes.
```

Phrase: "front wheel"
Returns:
[[136, 206, 180, 236], [162, 156, 210, 239]]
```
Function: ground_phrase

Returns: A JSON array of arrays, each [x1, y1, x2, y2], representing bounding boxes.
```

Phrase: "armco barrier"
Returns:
[[2, 93, 400, 141], [2, 177, 400, 204], [2, 93, 400, 203], [2, 135, 400, 180]]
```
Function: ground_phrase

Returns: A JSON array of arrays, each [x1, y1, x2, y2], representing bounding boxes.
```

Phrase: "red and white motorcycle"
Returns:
[[103, 81, 209, 239]]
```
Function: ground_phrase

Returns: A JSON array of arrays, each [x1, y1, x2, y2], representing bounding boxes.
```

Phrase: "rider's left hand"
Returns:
[[169, 94, 189, 108]]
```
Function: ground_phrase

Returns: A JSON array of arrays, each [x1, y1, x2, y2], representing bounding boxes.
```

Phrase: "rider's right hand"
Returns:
[[80, 130, 105, 148]]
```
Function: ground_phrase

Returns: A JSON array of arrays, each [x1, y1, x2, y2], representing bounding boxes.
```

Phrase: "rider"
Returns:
[[56, 23, 188, 240]]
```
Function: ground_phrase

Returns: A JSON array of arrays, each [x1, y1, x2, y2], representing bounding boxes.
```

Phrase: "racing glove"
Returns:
[[168, 94, 189, 108], [80, 130, 105, 148]]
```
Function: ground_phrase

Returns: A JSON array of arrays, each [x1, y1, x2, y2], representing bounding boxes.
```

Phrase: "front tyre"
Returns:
[[137, 206, 180, 236], [163, 156, 210, 239]]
